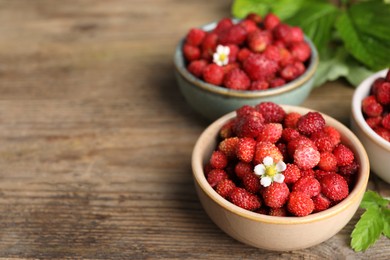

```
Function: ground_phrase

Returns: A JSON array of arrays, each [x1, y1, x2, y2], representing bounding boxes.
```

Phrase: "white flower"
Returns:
[[254, 156, 286, 187], [213, 45, 230, 66]]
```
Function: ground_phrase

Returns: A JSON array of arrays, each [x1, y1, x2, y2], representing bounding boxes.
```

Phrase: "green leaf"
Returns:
[[345, 58, 375, 87], [313, 47, 349, 87], [285, 2, 339, 53], [383, 208, 390, 239], [335, 1, 390, 70], [360, 190, 390, 209], [351, 207, 384, 252], [231, 0, 271, 19]]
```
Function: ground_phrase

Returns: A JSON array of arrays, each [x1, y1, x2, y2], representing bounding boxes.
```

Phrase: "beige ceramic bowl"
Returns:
[[192, 105, 369, 251], [351, 69, 390, 183], [174, 21, 319, 121]]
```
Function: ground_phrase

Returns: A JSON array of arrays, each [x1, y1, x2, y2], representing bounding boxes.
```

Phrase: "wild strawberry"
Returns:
[[292, 176, 321, 197], [269, 207, 287, 217], [276, 142, 288, 160], [287, 191, 314, 217], [242, 172, 261, 194], [313, 135, 335, 153], [247, 30, 272, 53], [312, 193, 331, 212], [219, 119, 236, 139], [216, 179, 236, 198], [293, 144, 320, 170], [218, 137, 239, 158], [289, 41, 311, 62], [320, 173, 349, 201], [366, 116, 382, 129], [314, 169, 334, 180], [273, 24, 292, 44], [187, 59, 208, 78], [204, 163, 213, 177], [234, 111, 265, 138], [203, 63, 224, 85], [375, 127, 390, 142], [236, 104, 257, 117], [237, 137, 256, 163], [318, 152, 338, 171], [257, 123, 283, 143], [282, 128, 300, 143], [219, 24, 247, 45], [209, 150, 228, 169], [201, 32, 218, 60], [262, 182, 290, 208], [300, 168, 315, 178], [185, 28, 206, 46], [183, 44, 201, 62], [264, 13, 280, 30], [269, 77, 286, 88], [382, 114, 390, 130], [222, 62, 240, 75], [250, 80, 269, 90], [279, 47, 294, 67], [333, 144, 354, 167], [297, 112, 326, 136], [255, 102, 286, 123], [207, 169, 228, 187], [287, 135, 315, 157], [237, 47, 252, 63], [245, 13, 262, 24], [239, 19, 258, 34], [293, 61, 306, 76], [362, 95, 383, 117], [339, 160, 359, 176], [226, 44, 240, 63], [283, 112, 301, 129], [223, 68, 251, 90], [280, 64, 298, 81], [253, 141, 283, 165], [290, 26, 304, 43], [323, 126, 341, 147], [214, 18, 234, 35], [372, 77, 386, 95], [234, 161, 253, 179], [283, 163, 301, 184], [229, 187, 261, 211], [376, 81, 390, 105], [243, 54, 279, 81], [263, 45, 281, 62]]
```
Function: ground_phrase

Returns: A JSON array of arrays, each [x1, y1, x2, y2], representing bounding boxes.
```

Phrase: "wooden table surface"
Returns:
[[0, 0, 389, 259]]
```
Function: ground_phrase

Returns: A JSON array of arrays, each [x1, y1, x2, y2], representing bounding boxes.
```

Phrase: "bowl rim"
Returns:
[[173, 20, 319, 99], [351, 69, 390, 151], [192, 105, 369, 224]]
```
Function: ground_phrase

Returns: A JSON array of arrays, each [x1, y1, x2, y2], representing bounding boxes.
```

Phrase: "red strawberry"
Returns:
[[276, 142, 288, 160], [250, 80, 269, 90], [185, 28, 206, 46], [226, 44, 240, 63], [216, 179, 236, 198], [312, 193, 331, 212], [209, 150, 228, 169], [247, 30, 272, 53], [223, 68, 251, 90], [237, 48, 252, 63], [382, 114, 390, 130], [283, 163, 301, 184], [234, 161, 253, 179], [318, 152, 338, 171], [203, 63, 224, 85], [243, 54, 279, 81], [207, 169, 228, 187], [183, 44, 201, 62], [263, 45, 281, 62], [287, 135, 315, 157], [366, 116, 382, 129], [292, 176, 321, 197], [283, 112, 301, 129], [234, 110, 265, 138], [289, 41, 311, 62], [287, 191, 314, 217], [293, 61, 306, 76], [219, 24, 247, 45], [214, 18, 234, 35], [219, 119, 236, 139], [278, 47, 294, 67], [229, 187, 261, 211], [269, 207, 287, 217], [255, 102, 286, 123], [333, 144, 354, 167], [201, 32, 218, 60], [245, 13, 262, 24], [242, 173, 261, 194], [262, 182, 290, 208], [374, 127, 390, 142], [239, 19, 258, 33], [290, 26, 304, 43], [320, 173, 349, 201], [323, 126, 341, 147], [315, 170, 334, 180], [312, 135, 335, 153], [236, 137, 257, 163], [297, 112, 326, 136], [300, 168, 315, 178], [187, 59, 208, 78], [264, 13, 280, 30], [223, 63, 241, 77], [339, 160, 359, 176], [254, 141, 283, 165], [218, 137, 239, 158], [269, 77, 286, 88], [293, 144, 320, 170], [280, 64, 298, 81], [376, 81, 390, 105], [257, 123, 283, 143], [362, 95, 383, 117], [273, 24, 292, 44], [282, 128, 300, 142]]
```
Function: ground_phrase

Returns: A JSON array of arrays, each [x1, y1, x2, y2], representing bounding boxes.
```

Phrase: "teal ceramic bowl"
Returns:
[[174, 21, 319, 121]]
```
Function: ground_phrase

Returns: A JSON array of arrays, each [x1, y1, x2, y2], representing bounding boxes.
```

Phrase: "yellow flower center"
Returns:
[[265, 165, 277, 177]]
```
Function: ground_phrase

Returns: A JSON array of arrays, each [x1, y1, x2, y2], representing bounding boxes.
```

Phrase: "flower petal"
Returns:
[[273, 173, 285, 183], [216, 45, 224, 53], [223, 46, 230, 55], [260, 176, 272, 187], [254, 164, 265, 176], [263, 156, 273, 166], [275, 161, 287, 172]]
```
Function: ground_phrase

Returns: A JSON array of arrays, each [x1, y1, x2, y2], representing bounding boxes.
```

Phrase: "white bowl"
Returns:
[[351, 69, 390, 183]]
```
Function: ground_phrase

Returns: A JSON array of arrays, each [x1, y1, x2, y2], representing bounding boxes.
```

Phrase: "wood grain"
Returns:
[[0, 0, 388, 259]]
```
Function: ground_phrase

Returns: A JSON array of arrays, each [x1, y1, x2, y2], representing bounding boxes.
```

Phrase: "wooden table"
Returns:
[[0, 0, 388, 259]]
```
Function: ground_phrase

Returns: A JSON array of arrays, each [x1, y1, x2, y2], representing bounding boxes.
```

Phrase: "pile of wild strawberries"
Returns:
[[183, 13, 311, 91], [362, 69, 390, 142], [204, 102, 359, 217]]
